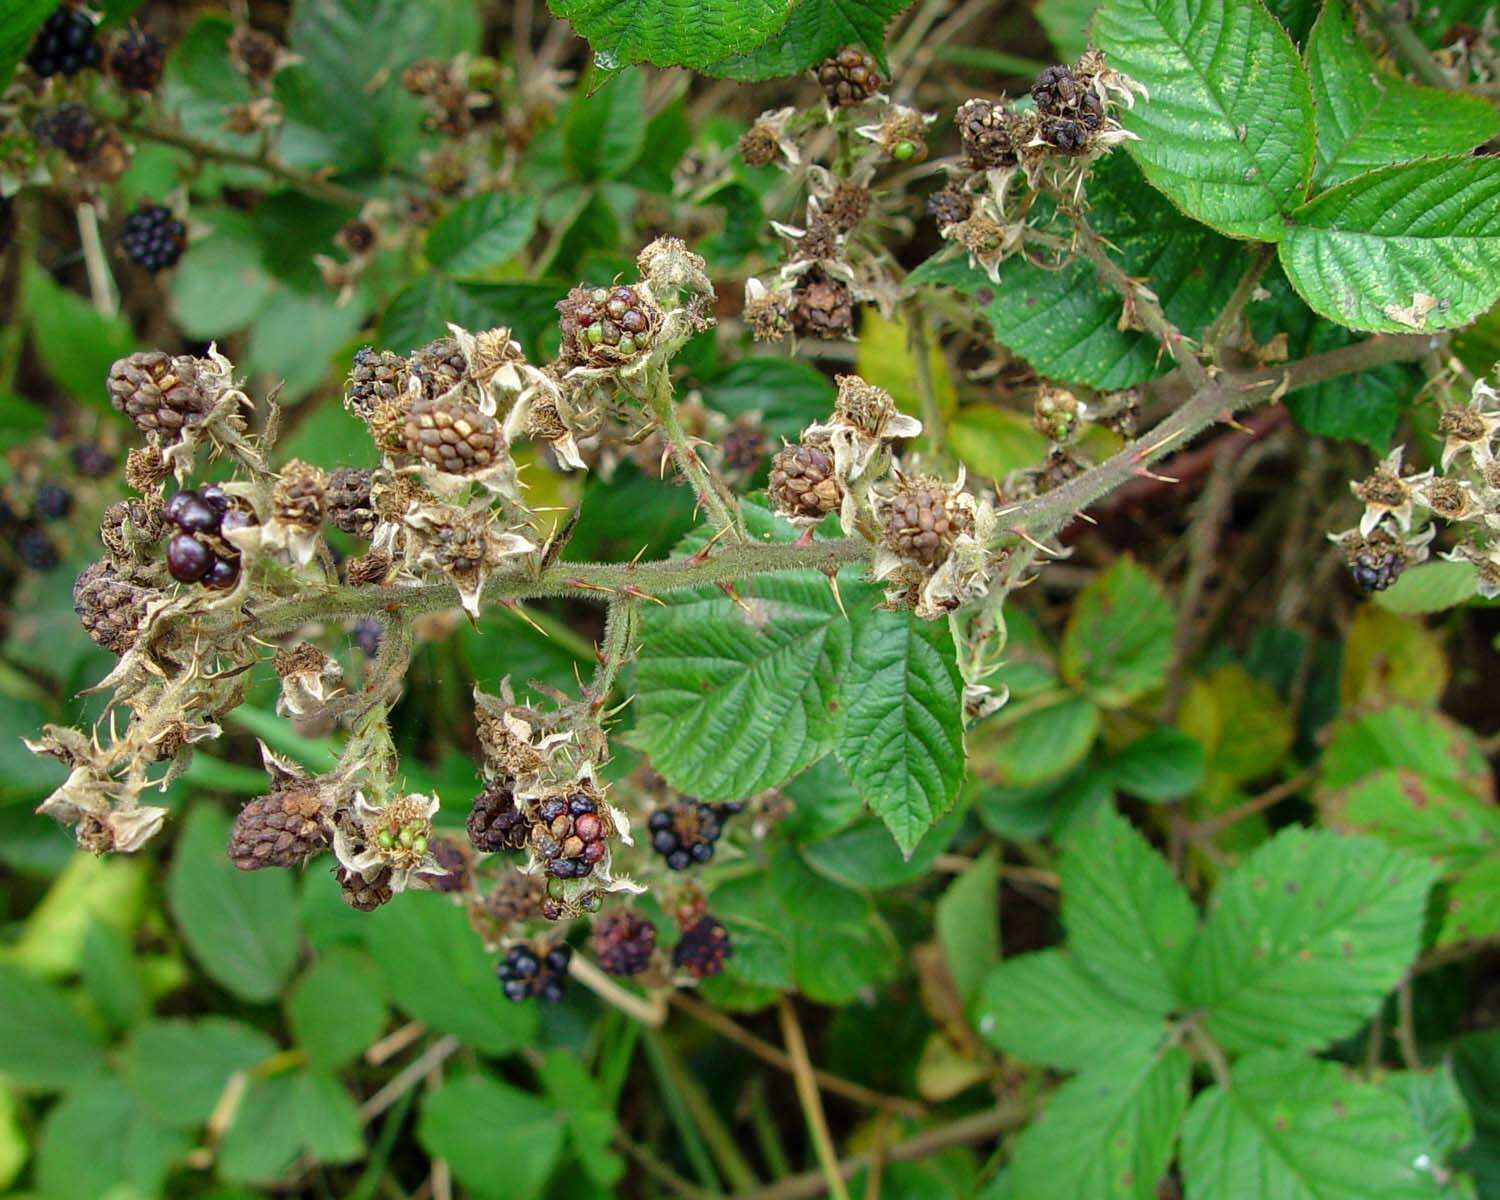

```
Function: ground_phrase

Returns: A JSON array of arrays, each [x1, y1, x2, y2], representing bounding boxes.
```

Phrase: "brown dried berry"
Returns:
[[402, 394, 501, 475], [769, 442, 842, 521], [228, 26, 280, 83], [72, 560, 150, 654], [793, 217, 840, 262], [272, 460, 325, 531], [883, 481, 972, 567], [925, 184, 973, 228], [822, 183, 871, 233], [467, 783, 529, 853], [325, 468, 377, 538], [228, 782, 329, 870], [787, 270, 854, 340], [739, 123, 780, 167], [424, 837, 471, 893], [106, 352, 211, 440], [956, 98, 1022, 169], [408, 337, 469, 400], [481, 869, 547, 927], [337, 865, 394, 911], [346, 348, 408, 421], [32, 104, 96, 160], [815, 46, 881, 108], [1040, 115, 1090, 155]]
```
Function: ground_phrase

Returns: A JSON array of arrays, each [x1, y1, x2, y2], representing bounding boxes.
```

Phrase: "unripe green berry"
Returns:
[[892, 140, 916, 160]]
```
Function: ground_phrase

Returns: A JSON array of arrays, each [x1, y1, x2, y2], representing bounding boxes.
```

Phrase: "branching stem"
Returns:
[[648, 367, 746, 542]]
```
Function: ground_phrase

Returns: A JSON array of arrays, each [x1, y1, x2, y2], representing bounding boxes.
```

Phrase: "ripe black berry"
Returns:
[[108, 29, 165, 91], [673, 914, 732, 979], [166, 533, 212, 582], [591, 908, 657, 977], [26, 7, 102, 79], [162, 487, 254, 588], [1351, 551, 1402, 593], [35, 484, 74, 521], [120, 205, 187, 271], [497, 941, 571, 1003], [649, 801, 741, 871], [17, 526, 59, 570]]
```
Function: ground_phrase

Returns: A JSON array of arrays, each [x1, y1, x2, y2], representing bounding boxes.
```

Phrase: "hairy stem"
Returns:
[[648, 367, 746, 541]]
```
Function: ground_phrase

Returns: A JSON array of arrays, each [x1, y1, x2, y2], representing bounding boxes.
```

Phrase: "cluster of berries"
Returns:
[[672, 910, 732, 979], [557, 285, 656, 365], [497, 941, 572, 1003], [1350, 549, 1402, 593], [163, 486, 254, 588], [1031, 64, 1105, 155], [532, 791, 609, 880], [120, 205, 187, 271], [591, 908, 657, 977], [466, 783, 529, 853], [25, 7, 101, 78], [648, 801, 742, 871], [815, 46, 881, 108]]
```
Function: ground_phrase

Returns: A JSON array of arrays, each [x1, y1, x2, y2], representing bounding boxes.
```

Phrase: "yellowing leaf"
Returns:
[[1341, 604, 1447, 708], [854, 308, 957, 421]]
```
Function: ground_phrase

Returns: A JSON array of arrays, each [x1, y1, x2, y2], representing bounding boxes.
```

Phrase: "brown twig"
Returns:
[[669, 993, 927, 1119], [779, 997, 850, 1200]]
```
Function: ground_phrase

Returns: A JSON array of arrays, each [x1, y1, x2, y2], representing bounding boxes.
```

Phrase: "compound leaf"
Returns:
[[705, 0, 910, 80], [1094, 0, 1314, 239]]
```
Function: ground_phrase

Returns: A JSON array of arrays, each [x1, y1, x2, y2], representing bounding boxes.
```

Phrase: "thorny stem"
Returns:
[[1204, 243, 1275, 355], [165, 336, 1436, 647], [648, 367, 747, 542], [1066, 212, 1216, 396], [590, 598, 637, 700], [123, 119, 367, 208], [778, 997, 850, 1200]]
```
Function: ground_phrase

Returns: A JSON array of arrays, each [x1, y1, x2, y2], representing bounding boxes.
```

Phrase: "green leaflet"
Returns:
[[703, 0, 910, 79], [1306, 0, 1498, 189], [1186, 828, 1437, 1054], [1007, 1043, 1191, 1200], [1181, 1052, 1448, 1200], [1060, 557, 1174, 708], [1279, 156, 1500, 333], [1061, 805, 1197, 1013], [424, 194, 540, 277], [418, 1075, 567, 1200], [974, 949, 1168, 1071], [548, 0, 793, 70], [1094, 0, 1315, 240]]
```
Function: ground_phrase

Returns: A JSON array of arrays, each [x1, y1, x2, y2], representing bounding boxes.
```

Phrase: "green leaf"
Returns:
[[1061, 558, 1174, 707], [549, 0, 793, 70], [1376, 560, 1480, 615], [1108, 727, 1206, 802], [632, 511, 855, 800], [1442, 856, 1500, 947], [910, 156, 1241, 389], [1280, 157, 1500, 333], [1387, 1065, 1475, 1168], [703, 0, 909, 79], [700, 357, 836, 440], [378, 276, 562, 356], [1454, 1031, 1500, 1195], [1094, 0, 1314, 240], [165, 805, 299, 1003], [0, 964, 105, 1089], [1306, 0, 1498, 189], [1035, 0, 1097, 58], [937, 849, 999, 1006], [1181, 1052, 1447, 1200], [424, 194, 540, 277], [987, 694, 1101, 787], [217, 1068, 363, 1183], [79, 919, 147, 1034], [287, 948, 388, 1072], [564, 68, 647, 180], [37, 1079, 190, 1200], [0, 1084, 25, 1192], [974, 949, 1169, 1070], [1178, 663, 1294, 787], [22, 264, 138, 412], [1322, 767, 1500, 871], [1062, 805, 1197, 1013], [802, 806, 965, 890], [1187, 828, 1437, 1054], [0, 0, 53, 92], [168, 214, 277, 338], [1007, 1044, 1190, 1200], [835, 605, 965, 854], [1319, 705, 1489, 794], [418, 1074, 566, 1200], [362, 891, 536, 1055], [539, 1053, 624, 1189], [949, 407, 1050, 482], [119, 1018, 278, 1130]]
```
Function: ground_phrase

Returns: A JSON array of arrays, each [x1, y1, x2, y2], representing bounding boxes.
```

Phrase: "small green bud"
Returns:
[[377, 830, 396, 849], [412, 835, 428, 855], [892, 140, 917, 160]]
